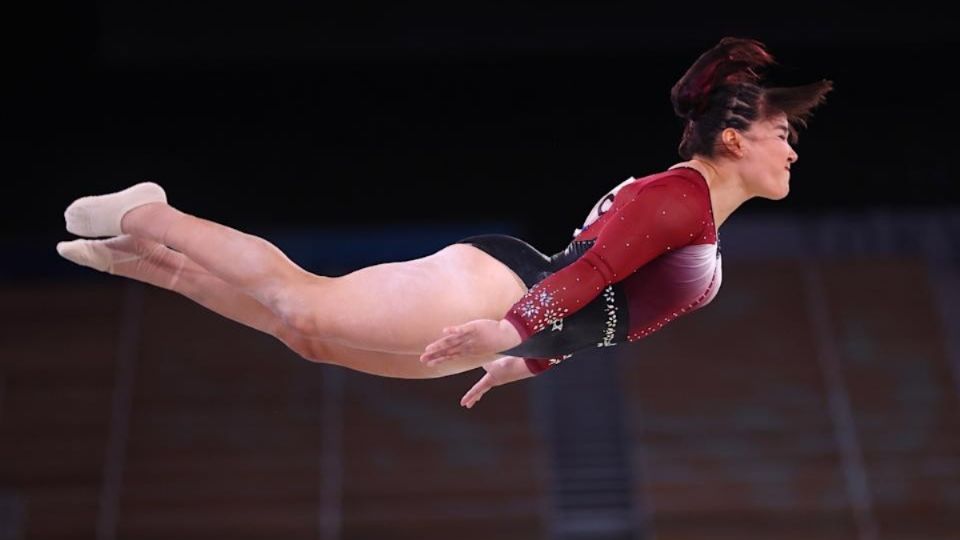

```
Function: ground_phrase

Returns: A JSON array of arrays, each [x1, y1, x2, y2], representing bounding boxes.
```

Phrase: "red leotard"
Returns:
[[505, 167, 722, 374]]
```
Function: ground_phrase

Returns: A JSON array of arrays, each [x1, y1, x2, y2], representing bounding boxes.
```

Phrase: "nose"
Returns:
[[788, 148, 798, 164]]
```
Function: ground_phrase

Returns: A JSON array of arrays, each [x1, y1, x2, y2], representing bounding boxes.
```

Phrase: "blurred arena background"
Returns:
[[3, 2, 958, 539]]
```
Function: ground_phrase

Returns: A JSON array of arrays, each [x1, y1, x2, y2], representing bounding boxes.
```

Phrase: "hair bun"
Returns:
[[671, 37, 776, 121]]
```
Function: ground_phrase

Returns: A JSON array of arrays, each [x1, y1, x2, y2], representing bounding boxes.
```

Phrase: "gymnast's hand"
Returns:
[[420, 319, 522, 366], [460, 356, 534, 409]]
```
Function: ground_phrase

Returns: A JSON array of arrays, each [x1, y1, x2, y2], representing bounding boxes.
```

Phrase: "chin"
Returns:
[[761, 189, 789, 201], [775, 178, 791, 199]]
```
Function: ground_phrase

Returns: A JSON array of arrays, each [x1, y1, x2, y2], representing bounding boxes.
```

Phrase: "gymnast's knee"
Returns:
[[271, 286, 343, 341], [274, 324, 336, 365], [276, 302, 322, 338]]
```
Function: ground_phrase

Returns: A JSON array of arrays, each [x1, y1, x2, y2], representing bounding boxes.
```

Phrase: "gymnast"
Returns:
[[56, 37, 831, 408]]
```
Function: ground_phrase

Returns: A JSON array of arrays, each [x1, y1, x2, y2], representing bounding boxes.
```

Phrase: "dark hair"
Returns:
[[671, 37, 833, 159]]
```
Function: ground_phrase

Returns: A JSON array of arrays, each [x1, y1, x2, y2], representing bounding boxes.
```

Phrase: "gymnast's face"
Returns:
[[736, 113, 798, 200]]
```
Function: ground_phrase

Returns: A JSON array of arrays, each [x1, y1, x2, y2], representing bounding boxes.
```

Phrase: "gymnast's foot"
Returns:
[[56, 236, 149, 273], [64, 182, 167, 237]]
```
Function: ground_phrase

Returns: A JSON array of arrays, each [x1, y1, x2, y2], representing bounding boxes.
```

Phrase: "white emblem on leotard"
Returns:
[[573, 177, 636, 237]]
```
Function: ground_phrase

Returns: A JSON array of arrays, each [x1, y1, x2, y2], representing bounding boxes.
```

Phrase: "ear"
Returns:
[[720, 127, 744, 158]]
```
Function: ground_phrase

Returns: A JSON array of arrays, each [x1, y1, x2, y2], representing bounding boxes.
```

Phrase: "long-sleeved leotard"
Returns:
[[503, 167, 722, 373]]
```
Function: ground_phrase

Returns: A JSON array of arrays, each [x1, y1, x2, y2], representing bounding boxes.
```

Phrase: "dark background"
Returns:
[[2, 3, 960, 540], [7, 1, 958, 250]]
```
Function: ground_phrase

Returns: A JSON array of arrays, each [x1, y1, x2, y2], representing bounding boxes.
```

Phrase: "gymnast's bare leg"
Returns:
[[56, 235, 506, 379], [62, 182, 527, 357]]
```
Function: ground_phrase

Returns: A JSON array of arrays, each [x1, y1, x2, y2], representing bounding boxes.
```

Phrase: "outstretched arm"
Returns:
[[423, 175, 708, 364]]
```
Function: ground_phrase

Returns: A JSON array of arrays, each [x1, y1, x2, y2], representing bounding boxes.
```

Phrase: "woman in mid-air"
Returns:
[[57, 37, 832, 408]]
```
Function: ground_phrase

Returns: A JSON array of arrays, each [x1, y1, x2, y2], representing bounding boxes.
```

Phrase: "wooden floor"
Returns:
[[620, 259, 960, 540], [0, 280, 547, 539], [1, 257, 958, 538]]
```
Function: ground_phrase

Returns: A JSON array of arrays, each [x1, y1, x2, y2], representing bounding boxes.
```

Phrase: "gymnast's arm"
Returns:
[[422, 176, 707, 365]]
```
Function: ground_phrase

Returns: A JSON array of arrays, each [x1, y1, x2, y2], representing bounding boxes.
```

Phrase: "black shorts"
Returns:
[[457, 234, 630, 358]]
